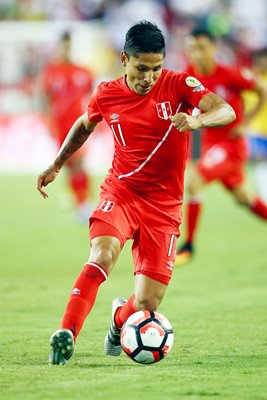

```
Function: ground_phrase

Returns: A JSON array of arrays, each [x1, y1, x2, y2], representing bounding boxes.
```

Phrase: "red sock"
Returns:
[[186, 201, 202, 243], [250, 198, 267, 220], [69, 169, 89, 205], [114, 295, 137, 329], [61, 262, 107, 339]]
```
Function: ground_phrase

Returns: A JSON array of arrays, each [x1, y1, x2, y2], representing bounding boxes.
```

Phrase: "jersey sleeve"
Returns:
[[87, 85, 103, 122], [229, 67, 256, 91], [180, 72, 211, 108]]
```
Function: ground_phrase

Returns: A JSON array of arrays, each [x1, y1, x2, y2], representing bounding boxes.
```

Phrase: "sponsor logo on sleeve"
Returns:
[[185, 76, 205, 91], [185, 76, 202, 87]]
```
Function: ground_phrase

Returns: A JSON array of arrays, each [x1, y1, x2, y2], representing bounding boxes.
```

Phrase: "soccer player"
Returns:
[[175, 28, 267, 267], [40, 31, 94, 221], [37, 21, 235, 365], [246, 48, 267, 203]]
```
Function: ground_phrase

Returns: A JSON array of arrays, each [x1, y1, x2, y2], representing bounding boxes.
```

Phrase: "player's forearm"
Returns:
[[197, 104, 236, 128], [51, 115, 93, 171], [196, 92, 236, 129], [171, 102, 236, 133]]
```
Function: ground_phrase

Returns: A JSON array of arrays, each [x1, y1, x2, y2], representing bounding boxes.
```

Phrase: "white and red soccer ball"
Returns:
[[120, 310, 174, 364]]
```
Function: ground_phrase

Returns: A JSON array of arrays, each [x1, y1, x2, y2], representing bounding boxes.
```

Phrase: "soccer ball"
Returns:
[[120, 310, 174, 364]]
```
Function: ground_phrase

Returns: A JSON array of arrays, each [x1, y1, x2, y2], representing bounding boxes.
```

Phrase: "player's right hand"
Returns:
[[171, 112, 201, 132], [37, 167, 59, 199]]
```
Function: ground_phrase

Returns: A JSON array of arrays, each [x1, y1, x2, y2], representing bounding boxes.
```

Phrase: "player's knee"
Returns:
[[90, 243, 117, 270], [134, 296, 160, 312], [235, 196, 247, 206], [233, 191, 250, 206], [232, 185, 254, 206], [186, 181, 192, 195], [186, 173, 203, 195]]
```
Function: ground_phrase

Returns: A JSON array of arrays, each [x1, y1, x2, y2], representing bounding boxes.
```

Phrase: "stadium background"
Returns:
[[1, 1, 267, 400], [1, 0, 267, 173]]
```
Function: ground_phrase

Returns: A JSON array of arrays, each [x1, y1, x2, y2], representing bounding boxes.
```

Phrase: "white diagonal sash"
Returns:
[[118, 102, 182, 179]]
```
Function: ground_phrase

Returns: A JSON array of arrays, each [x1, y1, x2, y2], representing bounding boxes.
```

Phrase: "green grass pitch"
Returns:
[[0, 172, 266, 400]]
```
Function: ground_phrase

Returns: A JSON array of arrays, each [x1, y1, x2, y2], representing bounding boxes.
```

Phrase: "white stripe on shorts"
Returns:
[[167, 234, 175, 257]]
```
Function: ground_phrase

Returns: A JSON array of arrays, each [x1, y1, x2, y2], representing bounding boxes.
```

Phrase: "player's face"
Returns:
[[121, 52, 164, 95], [185, 36, 216, 73]]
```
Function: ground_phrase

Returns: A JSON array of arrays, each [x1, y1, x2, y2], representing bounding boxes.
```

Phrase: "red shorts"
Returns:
[[89, 175, 182, 285], [196, 143, 247, 190]]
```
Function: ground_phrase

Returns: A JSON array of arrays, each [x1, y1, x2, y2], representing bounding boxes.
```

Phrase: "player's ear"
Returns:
[[121, 51, 128, 67]]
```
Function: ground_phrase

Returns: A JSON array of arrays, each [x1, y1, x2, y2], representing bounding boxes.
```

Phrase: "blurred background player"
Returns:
[[39, 31, 94, 221], [175, 28, 267, 266], [245, 47, 267, 204]]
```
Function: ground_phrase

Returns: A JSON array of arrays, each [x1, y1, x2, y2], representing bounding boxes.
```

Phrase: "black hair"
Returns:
[[190, 27, 216, 42], [60, 31, 71, 42], [124, 20, 166, 57]]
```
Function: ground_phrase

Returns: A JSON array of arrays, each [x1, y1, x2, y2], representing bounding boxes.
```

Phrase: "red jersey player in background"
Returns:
[[175, 28, 267, 267], [37, 21, 235, 365], [40, 31, 94, 221]]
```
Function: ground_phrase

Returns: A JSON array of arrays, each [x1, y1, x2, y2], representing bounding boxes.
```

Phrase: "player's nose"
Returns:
[[143, 70, 153, 83]]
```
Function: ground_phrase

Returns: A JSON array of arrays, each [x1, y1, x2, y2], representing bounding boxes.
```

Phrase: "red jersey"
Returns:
[[187, 64, 256, 150], [87, 69, 209, 207], [42, 62, 93, 142]]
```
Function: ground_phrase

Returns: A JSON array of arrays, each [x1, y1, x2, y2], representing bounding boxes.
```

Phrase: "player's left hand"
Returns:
[[171, 113, 201, 132]]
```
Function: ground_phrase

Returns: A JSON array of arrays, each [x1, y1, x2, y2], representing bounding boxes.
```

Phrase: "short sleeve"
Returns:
[[87, 86, 103, 122], [230, 68, 256, 91], [181, 73, 211, 108]]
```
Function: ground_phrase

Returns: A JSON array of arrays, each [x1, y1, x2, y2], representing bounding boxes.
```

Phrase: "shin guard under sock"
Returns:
[[61, 262, 107, 339]]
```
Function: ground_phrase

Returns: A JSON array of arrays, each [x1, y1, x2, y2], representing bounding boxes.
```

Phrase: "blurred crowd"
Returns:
[[1, 0, 267, 48], [1, 0, 267, 116], [0, 0, 266, 197]]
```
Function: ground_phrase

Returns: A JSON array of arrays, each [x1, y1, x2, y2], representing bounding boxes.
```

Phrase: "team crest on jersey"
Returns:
[[156, 102, 172, 120], [185, 76, 202, 87], [101, 200, 115, 212]]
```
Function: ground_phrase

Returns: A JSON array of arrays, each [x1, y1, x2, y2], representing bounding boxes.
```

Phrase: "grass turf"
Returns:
[[0, 172, 266, 400]]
